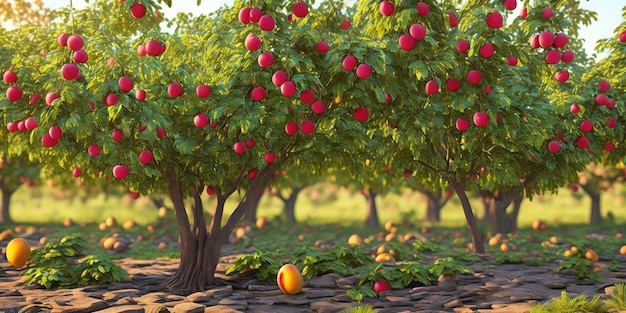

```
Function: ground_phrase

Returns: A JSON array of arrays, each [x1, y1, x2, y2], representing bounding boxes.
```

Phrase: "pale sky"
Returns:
[[41, 0, 624, 58]]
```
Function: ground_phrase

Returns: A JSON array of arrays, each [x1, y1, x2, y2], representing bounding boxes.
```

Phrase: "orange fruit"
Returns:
[[619, 245, 626, 255], [277, 264, 303, 295], [6, 238, 31, 268], [585, 250, 599, 263]]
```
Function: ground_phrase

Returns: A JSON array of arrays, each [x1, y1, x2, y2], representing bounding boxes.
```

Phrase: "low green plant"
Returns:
[[605, 283, 626, 311], [292, 245, 374, 280], [491, 252, 525, 265], [555, 254, 601, 281], [22, 234, 128, 288], [530, 291, 607, 313], [342, 304, 380, 313], [225, 250, 283, 281], [428, 257, 474, 279]]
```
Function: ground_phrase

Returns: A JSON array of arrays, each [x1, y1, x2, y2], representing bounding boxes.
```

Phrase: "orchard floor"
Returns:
[[1, 237, 626, 313]]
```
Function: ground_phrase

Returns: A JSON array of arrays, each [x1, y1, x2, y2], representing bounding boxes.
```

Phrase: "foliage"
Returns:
[[605, 284, 626, 311], [22, 234, 128, 288], [428, 256, 474, 277], [530, 291, 608, 313], [225, 250, 283, 282], [342, 304, 380, 313], [292, 245, 375, 280], [555, 254, 601, 281]]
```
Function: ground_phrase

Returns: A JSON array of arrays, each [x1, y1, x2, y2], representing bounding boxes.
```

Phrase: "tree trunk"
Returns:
[[0, 179, 13, 224], [364, 189, 380, 228], [280, 187, 302, 223], [588, 191, 602, 224], [449, 180, 484, 254], [479, 191, 491, 223], [243, 187, 264, 224], [484, 190, 518, 234], [160, 164, 278, 293], [509, 193, 523, 232], [423, 191, 450, 223]]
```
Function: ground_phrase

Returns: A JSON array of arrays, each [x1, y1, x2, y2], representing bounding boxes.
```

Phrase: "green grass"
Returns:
[[5, 182, 626, 232]]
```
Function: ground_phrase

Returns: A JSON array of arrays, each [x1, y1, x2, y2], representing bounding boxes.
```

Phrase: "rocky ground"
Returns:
[[1, 234, 625, 313]]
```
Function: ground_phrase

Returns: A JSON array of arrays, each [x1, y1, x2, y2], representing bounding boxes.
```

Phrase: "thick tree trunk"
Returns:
[[589, 191, 602, 224], [479, 191, 491, 223], [449, 180, 484, 254], [483, 190, 519, 234], [243, 187, 264, 224], [364, 189, 380, 228], [0, 179, 13, 224], [423, 191, 450, 223], [280, 187, 302, 223]]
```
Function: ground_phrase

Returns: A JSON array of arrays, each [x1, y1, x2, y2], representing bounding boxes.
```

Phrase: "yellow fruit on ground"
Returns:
[[571, 246, 579, 254], [619, 245, 626, 255], [374, 253, 396, 262], [347, 234, 363, 246], [564, 250, 573, 258], [376, 245, 388, 256], [256, 217, 269, 230], [585, 250, 599, 263], [277, 264, 303, 295], [6, 238, 31, 268], [102, 237, 116, 250], [488, 237, 500, 247], [499, 243, 510, 253], [550, 236, 559, 244]]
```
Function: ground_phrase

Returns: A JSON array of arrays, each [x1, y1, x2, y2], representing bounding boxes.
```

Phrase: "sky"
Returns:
[[41, 0, 625, 58]]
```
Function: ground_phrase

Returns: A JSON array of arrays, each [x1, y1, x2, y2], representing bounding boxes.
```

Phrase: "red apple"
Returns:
[[293, 1, 309, 18], [543, 7, 554, 19], [416, 2, 430, 16], [456, 40, 469, 53], [580, 120, 593, 133], [484, 86, 492, 94], [576, 136, 589, 149], [446, 77, 460, 92], [456, 117, 470, 131], [136, 89, 146, 101], [520, 7, 528, 19], [538, 31, 554, 49], [595, 94, 608, 105], [374, 280, 391, 294], [6, 86, 23, 101], [598, 81, 610, 92], [17, 121, 26, 132], [118, 76, 133, 92], [354, 107, 369, 122], [356, 64, 372, 79], [398, 35, 415, 51], [251, 87, 266, 101], [545, 50, 561, 64], [448, 12, 459, 27], [379, 1, 394, 16], [67, 34, 84, 51], [6, 122, 17, 132], [486, 11, 503, 28], [196, 85, 211, 98], [41, 134, 58, 147], [146, 39, 165, 56], [285, 121, 298, 135], [504, 0, 517, 10], [620, 31, 626, 42], [246, 138, 256, 148], [342, 55, 358, 71], [561, 50, 575, 63], [605, 142, 615, 152], [264, 151, 276, 163], [157, 127, 167, 137], [112, 129, 124, 142], [258, 51, 274, 67], [238, 7, 251, 24], [272, 70, 288, 86], [258, 15, 275, 31], [137, 44, 147, 56], [139, 150, 154, 164], [530, 35, 540, 49], [316, 40, 329, 53], [300, 120, 315, 134], [24, 117, 38, 130], [479, 43, 494, 58], [88, 144, 101, 157], [105, 93, 119, 106], [554, 70, 569, 83], [131, 3, 146, 18], [548, 140, 560, 153], [206, 186, 216, 196], [341, 19, 351, 30], [385, 93, 393, 103], [245, 33, 262, 51], [57, 33, 68, 46], [467, 70, 483, 85], [73, 49, 88, 63], [570, 103, 580, 114], [60, 63, 80, 80], [607, 118, 617, 128], [112, 165, 130, 180], [233, 141, 246, 154], [167, 82, 183, 98], [3, 70, 17, 84], [300, 89, 315, 104], [553, 33, 568, 47], [409, 23, 426, 40], [48, 126, 63, 140], [507, 55, 518, 66], [473, 111, 489, 127], [194, 113, 209, 128], [72, 167, 82, 177], [311, 100, 326, 114], [29, 93, 40, 105], [249, 7, 262, 22], [280, 81, 297, 97], [425, 80, 439, 95], [247, 168, 258, 180]]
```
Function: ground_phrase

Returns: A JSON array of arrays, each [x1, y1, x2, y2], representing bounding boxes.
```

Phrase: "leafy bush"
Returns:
[[22, 234, 128, 288]]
